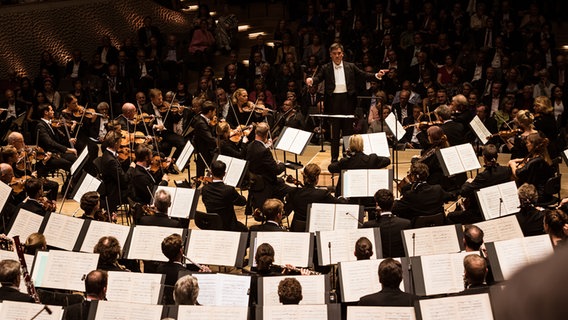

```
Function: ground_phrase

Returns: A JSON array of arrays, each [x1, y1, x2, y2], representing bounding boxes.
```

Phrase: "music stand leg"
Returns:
[[319, 118, 325, 152], [58, 173, 74, 215]]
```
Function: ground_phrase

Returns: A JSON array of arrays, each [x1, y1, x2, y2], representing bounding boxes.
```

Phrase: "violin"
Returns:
[[9, 175, 31, 194], [117, 146, 135, 162], [39, 197, 56, 212], [121, 130, 147, 145], [132, 113, 157, 125], [149, 154, 171, 174], [229, 125, 252, 143], [80, 108, 107, 119], [486, 129, 522, 140], [403, 120, 443, 130], [158, 101, 191, 113], [50, 119, 76, 128], [285, 175, 304, 187], [94, 208, 113, 222]]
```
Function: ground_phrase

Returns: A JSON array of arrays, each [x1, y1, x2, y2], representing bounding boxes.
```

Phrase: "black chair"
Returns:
[[537, 175, 562, 208], [411, 212, 446, 228], [195, 211, 224, 230]]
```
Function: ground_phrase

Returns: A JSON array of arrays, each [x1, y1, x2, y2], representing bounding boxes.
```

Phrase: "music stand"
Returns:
[[274, 127, 313, 179]]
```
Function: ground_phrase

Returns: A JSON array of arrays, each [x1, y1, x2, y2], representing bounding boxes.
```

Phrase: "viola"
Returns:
[[132, 113, 157, 125], [39, 196, 56, 212], [9, 175, 31, 194], [158, 101, 192, 113], [229, 125, 252, 143], [149, 154, 171, 174], [121, 130, 147, 145], [117, 146, 135, 162], [285, 175, 304, 187], [487, 129, 522, 140]]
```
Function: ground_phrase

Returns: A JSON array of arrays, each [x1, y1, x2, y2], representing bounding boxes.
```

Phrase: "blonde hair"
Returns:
[[349, 134, 364, 153], [533, 96, 553, 115], [516, 110, 534, 130], [231, 88, 247, 106]]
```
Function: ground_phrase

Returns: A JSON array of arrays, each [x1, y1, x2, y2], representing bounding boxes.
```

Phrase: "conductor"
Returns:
[[305, 43, 386, 162]]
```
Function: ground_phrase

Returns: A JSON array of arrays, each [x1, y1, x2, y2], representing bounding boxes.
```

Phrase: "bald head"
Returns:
[[7, 132, 24, 150], [0, 163, 13, 184], [122, 103, 136, 119], [464, 254, 487, 287]]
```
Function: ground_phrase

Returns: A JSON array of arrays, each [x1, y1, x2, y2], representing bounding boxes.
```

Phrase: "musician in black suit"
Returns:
[[0, 260, 35, 302], [156, 234, 208, 305], [63, 270, 107, 320], [363, 189, 411, 258], [35, 104, 77, 180], [16, 178, 51, 217], [392, 163, 454, 221], [138, 189, 182, 228], [447, 144, 512, 224], [246, 122, 290, 211], [435, 104, 465, 146], [127, 145, 168, 206], [285, 163, 338, 232], [328, 134, 391, 197], [192, 101, 217, 184], [202, 160, 247, 232], [358, 258, 416, 306], [461, 254, 489, 294], [99, 130, 129, 213], [306, 43, 386, 162], [249, 199, 286, 232]]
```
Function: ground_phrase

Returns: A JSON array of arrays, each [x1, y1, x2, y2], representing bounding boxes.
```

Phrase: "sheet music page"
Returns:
[[333, 204, 361, 230], [107, 271, 163, 304], [403, 226, 460, 257], [261, 275, 326, 305], [42, 213, 84, 251], [80, 220, 130, 253], [439, 147, 464, 176], [176, 306, 248, 320], [469, 116, 492, 145], [0, 301, 63, 320], [186, 230, 241, 266], [127, 226, 183, 261], [275, 127, 296, 151], [339, 258, 405, 303], [71, 147, 89, 175], [367, 169, 391, 195], [175, 140, 194, 171], [254, 232, 311, 267], [289, 129, 312, 154], [343, 169, 369, 197], [476, 185, 503, 220], [384, 113, 406, 142], [262, 304, 329, 320], [319, 229, 377, 264], [366, 132, 391, 157], [40, 250, 99, 291], [169, 187, 196, 218], [308, 203, 336, 232], [474, 215, 523, 243], [72, 173, 101, 203], [491, 238, 530, 280], [7, 209, 43, 240], [93, 301, 163, 320], [455, 144, 481, 172], [347, 306, 416, 320], [191, 274, 250, 306], [31, 251, 49, 288], [419, 294, 494, 320], [421, 252, 471, 295], [498, 181, 521, 215], [0, 181, 12, 213], [524, 234, 554, 264], [225, 157, 247, 187]]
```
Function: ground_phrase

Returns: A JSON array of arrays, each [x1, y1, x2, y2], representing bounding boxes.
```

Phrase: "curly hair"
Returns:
[[278, 278, 303, 304]]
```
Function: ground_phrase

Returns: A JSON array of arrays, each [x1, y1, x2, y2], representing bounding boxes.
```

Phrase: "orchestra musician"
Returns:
[[506, 110, 538, 159], [0, 163, 18, 232], [138, 189, 182, 228], [146, 88, 186, 172], [509, 132, 555, 203], [271, 98, 304, 139], [285, 163, 339, 232], [216, 121, 247, 159], [35, 104, 78, 193], [0, 260, 35, 303], [126, 144, 169, 206], [447, 144, 512, 224], [392, 162, 454, 221], [87, 102, 111, 144], [16, 177, 55, 217], [93, 236, 129, 272], [79, 191, 115, 222], [245, 122, 291, 212], [201, 160, 248, 232], [6, 132, 59, 201], [226, 88, 265, 129], [100, 130, 129, 214], [354, 237, 374, 260], [328, 134, 390, 215], [192, 101, 217, 184], [157, 233, 210, 305], [305, 43, 386, 162], [249, 199, 286, 232]]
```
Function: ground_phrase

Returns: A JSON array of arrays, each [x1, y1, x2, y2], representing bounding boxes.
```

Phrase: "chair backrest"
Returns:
[[412, 212, 446, 228], [544, 174, 561, 196], [194, 211, 224, 230], [93, 157, 103, 177]]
